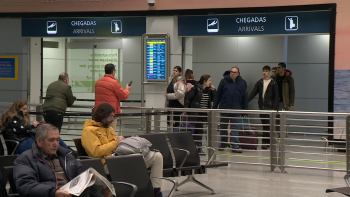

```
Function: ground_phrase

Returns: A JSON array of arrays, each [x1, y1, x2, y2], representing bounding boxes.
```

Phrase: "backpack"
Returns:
[[176, 80, 194, 93], [114, 137, 152, 157]]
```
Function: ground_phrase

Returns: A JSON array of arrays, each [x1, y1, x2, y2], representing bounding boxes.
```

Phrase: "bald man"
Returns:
[[43, 73, 76, 150]]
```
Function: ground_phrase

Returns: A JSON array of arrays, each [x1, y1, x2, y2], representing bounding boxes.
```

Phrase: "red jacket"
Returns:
[[95, 74, 129, 114]]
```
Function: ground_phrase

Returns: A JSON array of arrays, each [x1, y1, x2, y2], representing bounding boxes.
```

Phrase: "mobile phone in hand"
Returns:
[[128, 81, 133, 86]]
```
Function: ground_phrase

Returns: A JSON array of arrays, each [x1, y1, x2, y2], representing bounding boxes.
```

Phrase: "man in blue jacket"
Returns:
[[13, 123, 85, 197], [213, 66, 248, 153]]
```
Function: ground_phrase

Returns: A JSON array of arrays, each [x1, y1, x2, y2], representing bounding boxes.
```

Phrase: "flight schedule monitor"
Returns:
[[146, 39, 166, 81]]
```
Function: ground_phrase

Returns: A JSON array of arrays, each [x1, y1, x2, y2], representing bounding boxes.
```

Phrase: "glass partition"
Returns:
[[43, 38, 122, 108]]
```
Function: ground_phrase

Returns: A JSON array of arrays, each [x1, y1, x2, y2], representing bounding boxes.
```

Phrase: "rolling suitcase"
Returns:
[[239, 118, 258, 150]]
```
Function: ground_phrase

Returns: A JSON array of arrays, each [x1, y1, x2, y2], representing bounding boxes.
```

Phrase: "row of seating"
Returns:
[[74, 132, 228, 194], [0, 132, 228, 197]]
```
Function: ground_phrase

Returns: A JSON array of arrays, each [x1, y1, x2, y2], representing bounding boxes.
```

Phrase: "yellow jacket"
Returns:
[[81, 119, 119, 165]]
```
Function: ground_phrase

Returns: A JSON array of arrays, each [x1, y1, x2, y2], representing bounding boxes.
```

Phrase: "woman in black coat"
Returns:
[[0, 100, 40, 154], [184, 75, 217, 153]]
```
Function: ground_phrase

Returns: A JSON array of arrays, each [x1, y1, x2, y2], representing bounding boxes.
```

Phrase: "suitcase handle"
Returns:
[[241, 117, 250, 131]]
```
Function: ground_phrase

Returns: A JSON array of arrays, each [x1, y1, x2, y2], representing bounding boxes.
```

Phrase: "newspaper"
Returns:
[[60, 167, 116, 197]]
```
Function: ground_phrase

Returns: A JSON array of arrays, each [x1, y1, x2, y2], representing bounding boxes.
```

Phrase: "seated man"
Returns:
[[82, 103, 164, 197], [13, 123, 84, 197], [13, 123, 113, 197]]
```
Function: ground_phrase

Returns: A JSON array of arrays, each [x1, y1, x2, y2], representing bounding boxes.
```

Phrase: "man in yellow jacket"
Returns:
[[81, 103, 164, 197]]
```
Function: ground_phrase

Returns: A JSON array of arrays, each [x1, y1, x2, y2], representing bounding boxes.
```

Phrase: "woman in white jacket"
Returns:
[[163, 66, 187, 132]]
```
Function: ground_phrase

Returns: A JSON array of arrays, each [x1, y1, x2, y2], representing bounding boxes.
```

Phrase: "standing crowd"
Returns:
[[164, 62, 295, 153]]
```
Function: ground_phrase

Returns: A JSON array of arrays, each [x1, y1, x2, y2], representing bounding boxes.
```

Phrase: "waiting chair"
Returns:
[[0, 132, 20, 155], [78, 158, 138, 197], [79, 158, 107, 177], [106, 154, 178, 197], [167, 131, 228, 194], [3, 166, 19, 197], [73, 138, 92, 159], [0, 155, 18, 197], [139, 133, 176, 177]]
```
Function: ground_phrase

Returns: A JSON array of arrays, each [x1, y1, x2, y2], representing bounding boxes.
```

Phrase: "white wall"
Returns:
[[145, 16, 183, 109], [29, 38, 42, 105], [0, 19, 28, 112]]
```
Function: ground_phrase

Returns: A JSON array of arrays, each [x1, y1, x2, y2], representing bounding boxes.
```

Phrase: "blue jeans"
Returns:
[[15, 137, 68, 154], [220, 114, 240, 149]]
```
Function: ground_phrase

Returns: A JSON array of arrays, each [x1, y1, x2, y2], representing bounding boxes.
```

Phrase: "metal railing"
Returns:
[[0, 102, 349, 174]]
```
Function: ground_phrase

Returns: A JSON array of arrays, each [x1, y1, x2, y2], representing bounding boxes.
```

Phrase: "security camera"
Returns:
[[147, 0, 155, 6]]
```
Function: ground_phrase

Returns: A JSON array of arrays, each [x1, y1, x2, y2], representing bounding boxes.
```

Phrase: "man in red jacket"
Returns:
[[95, 63, 132, 130]]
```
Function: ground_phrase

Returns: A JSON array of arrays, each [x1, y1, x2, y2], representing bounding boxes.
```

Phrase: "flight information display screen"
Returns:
[[146, 39, 166, 80]]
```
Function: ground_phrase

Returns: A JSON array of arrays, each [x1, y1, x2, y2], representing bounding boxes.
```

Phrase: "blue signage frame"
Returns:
[[22, 17, 146, 37], [178, 11, 330, 36], [146, 38, 167, 81], [0, 56, 18, 80]]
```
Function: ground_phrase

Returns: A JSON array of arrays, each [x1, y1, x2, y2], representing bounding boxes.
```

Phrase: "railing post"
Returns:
[[346, 115, 350, 174], [270, 112, 278, 172], [36, 105, 43, 122], [145, 108, 152, 134], [170, 110, 174, 132], [207, 111, 218, 164], [153, 109, 161, 133], [279, 112, 287, 173]]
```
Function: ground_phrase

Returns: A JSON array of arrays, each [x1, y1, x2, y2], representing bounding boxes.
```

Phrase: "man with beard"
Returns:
[[81, 103, 165, 197]]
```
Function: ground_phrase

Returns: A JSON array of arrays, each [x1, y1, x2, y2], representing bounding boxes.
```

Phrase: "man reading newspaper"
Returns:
[[13, 124, 114, 197], [61, 168, 115, 197]]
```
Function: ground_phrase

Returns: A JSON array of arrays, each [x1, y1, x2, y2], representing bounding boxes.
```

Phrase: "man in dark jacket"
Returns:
[[271, 62, 295, 111], [13, 123, 85, 197], [213, 67, 248, 153], [248, 65, 279, 149], [43, 73, 75, 133]]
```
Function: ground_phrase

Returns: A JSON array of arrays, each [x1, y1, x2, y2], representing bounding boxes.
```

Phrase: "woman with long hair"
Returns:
[[163, 66, 187, 132], [1, 100, 68, 154], [184, 69, 196, 86], [184, 75, 217, 153]]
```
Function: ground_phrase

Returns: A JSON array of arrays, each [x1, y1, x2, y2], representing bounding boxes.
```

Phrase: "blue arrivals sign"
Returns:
[[22, 17, 146, 37], [0, 56, 18, 80], [178, 11, 330, 36]]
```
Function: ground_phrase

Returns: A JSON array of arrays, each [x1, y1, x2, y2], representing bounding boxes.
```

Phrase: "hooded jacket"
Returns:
[[165, 75, 187, 106], [248, 78, 279, 110], [213, 71, 248, 110], [81, 119, 119, 165], [43, 79, 75, 113], [13, 143, 84, 197], [95, 74, 130, 114], [271, 70, 295, 108]]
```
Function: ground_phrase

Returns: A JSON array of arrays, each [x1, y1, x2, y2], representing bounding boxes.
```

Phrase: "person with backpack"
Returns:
[[163, 66, 187, 132], [213, 66, 248, 153], [184, 75, 217, 154]]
